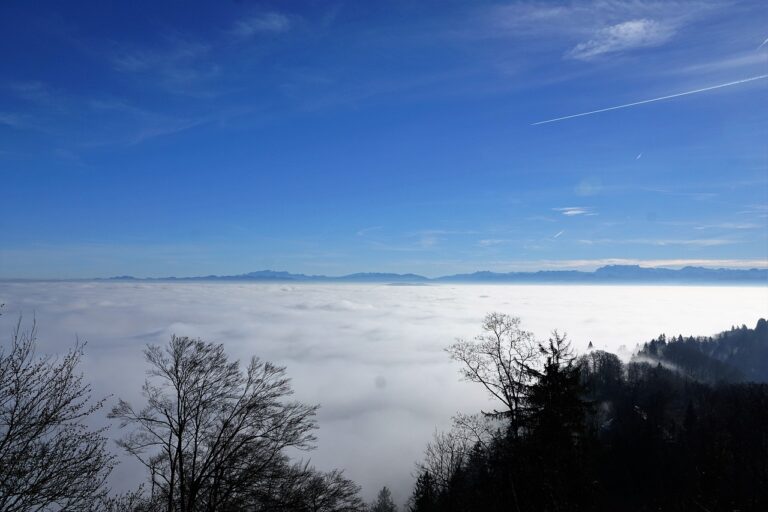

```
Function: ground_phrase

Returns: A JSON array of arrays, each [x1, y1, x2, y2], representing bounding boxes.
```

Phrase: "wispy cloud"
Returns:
[[574, 178, 603, 196], [489, 1, 721, 57], [231, 13, 291, 39], [679, 52, 768, 74], [113, 39, 211, 74], [419, 235, 439, 248], [641, 186, 718, 201], [367, 239, 438, 253], [695, 222, 762, 230], [6, 81, 55, 104], [110, 36, 226, 99], [533, 74, 768, 125], [554, 207, 595, 217], [738, 204, 768, 218], [0, 112, 24, 128], [477, 239, 507, 247], [648, 238, 735, 247], [356, 226, 384, 237], [528, 258, 768, 270], [579, 238, 737, 247], [567, 18, 675, 60]]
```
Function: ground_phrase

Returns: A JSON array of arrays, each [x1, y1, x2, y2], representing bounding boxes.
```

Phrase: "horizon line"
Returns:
[[2, 263, 768, 282]]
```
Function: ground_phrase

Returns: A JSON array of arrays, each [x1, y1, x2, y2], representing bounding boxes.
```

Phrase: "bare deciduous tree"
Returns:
[[417, 429, 470, 492], [109, 335, 323, 511], [414, 413, 505, 501], [255, 459, 366, 511], [98, 486, 159, 512], [0, 317, 114, 511], [450, 412, 502, 452], [446, 313, 539, 426]]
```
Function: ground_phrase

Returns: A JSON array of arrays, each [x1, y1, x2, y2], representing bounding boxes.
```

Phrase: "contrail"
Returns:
[[758, 37, 768, 50], [532, 74, 768, 126]]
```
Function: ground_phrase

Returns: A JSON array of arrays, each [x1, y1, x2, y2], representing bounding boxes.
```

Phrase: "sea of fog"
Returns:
[[0, 281, 766, 504]]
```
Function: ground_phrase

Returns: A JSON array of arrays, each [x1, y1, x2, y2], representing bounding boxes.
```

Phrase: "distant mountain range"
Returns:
[[101, 265, 768, 284]]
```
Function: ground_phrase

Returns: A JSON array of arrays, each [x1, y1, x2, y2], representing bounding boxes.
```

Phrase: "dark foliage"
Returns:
[[637, 318, 768, 382], [409, 317, 768, 512]]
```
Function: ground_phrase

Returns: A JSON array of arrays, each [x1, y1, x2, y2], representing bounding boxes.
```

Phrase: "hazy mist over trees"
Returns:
[[1, 302, 766, 510], [0, 307, 366, 511], [636, 318, 768, 383], [408, 315, 768, 511]]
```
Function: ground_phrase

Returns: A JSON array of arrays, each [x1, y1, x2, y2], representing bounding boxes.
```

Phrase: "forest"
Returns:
[[408, 315, 768, 511], [0, 304, 766, 511]]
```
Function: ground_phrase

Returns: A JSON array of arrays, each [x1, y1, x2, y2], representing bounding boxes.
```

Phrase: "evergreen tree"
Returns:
[[408, 472, 436, 512], [409, 316, 768, 511], [370, 486, 398, 512], [526, 331, 588, 445], [523, 332, 591, 510]]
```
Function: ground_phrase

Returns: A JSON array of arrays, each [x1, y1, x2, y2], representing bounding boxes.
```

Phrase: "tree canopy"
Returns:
[[409, 316, 768, 512], [0, 316, 113, 511]]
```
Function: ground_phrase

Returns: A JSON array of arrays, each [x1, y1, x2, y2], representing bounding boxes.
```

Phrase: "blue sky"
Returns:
[[1, 0, 766, 278]]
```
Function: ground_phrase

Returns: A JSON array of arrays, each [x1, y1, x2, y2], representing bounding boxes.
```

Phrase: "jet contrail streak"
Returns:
[[532, 74, 768, 126], [758, 37, 768, 50]]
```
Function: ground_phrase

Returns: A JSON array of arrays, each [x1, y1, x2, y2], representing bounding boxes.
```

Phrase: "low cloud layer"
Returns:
[[0, 282, 765, 504]]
